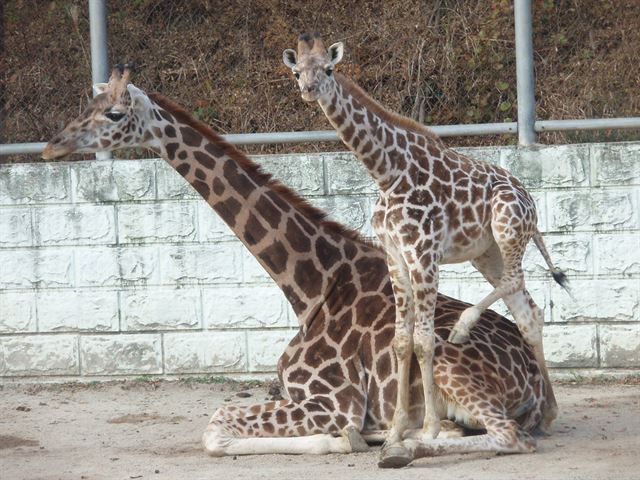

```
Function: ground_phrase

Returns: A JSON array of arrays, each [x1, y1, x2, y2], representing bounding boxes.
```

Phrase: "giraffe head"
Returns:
[[283, 33, 344, 103], [42, 64, 156, 160]]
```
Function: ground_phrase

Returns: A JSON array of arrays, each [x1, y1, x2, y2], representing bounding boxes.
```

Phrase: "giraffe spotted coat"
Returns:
[[284, 35, 566, 466], [43, 66, 547, 465]]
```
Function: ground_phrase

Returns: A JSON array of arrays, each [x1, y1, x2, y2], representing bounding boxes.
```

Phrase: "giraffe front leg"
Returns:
[[378, 249, 415, 468], [410, 259, 441, 442], [203, 397, 368, 456]]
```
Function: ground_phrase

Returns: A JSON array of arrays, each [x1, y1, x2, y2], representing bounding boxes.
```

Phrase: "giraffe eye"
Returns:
[[105, 111, 125, 122], [294, 72, 300, 79], [325, 68, 333, 76]]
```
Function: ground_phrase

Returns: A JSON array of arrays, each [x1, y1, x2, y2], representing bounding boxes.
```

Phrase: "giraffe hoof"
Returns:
[[532, 425, 552, 437], [344, 426, 370, 453], [447, 328, 470, 345], [534, 417, 555, 437], [378, 444, 412, 469]]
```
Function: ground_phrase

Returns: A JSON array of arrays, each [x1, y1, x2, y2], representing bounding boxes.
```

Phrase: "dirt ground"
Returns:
[[1, 380, 639, 480]]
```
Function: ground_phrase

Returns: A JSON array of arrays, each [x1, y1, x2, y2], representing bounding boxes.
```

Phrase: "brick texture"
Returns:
[[1, 142, 639, 378]]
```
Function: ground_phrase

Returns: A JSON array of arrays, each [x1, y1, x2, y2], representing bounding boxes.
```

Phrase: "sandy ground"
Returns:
[[1, 380, 639, 480]]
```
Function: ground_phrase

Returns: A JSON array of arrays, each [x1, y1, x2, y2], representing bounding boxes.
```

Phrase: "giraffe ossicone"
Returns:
[[44, 64, 548, 467], [284, 34, 567, 465]]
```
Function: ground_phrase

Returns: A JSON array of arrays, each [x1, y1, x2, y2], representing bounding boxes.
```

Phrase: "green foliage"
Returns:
[[181, 375, 233, 385], [193, 106, 220, 123]]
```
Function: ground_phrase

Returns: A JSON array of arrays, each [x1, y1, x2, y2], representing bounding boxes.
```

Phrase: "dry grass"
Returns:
[[1, 0, 640, 162]]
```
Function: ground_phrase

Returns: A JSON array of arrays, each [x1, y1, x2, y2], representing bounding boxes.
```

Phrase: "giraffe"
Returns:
[[43, 65, 547, 468], [283, 34, 567, 460]]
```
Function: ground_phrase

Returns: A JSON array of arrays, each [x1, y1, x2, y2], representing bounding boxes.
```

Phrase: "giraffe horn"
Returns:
[[109, 62, 134, 101], [105, 67, 123, 101], [121, 64, 134, 84], [311, 33, 326, 54], [107, 67, 122, 85], [297, 33, 313, 55]]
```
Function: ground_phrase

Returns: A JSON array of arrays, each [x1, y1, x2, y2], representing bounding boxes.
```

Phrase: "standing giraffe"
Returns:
[[283, 34, 566, 461], [43, 65, 547, 467]]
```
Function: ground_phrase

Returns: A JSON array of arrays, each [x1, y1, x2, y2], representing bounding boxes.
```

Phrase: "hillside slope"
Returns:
[[1, 0, 639, 159]]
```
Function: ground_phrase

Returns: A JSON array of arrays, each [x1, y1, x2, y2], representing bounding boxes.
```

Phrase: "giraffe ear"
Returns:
[[126, 83, 148, 108], [282, 49, 297, 68], [328, 42, 344, 66], [92, 83, 109, 96]]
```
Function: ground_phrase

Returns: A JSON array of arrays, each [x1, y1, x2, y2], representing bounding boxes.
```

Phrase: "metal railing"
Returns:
[[1, 0, 639, 158]]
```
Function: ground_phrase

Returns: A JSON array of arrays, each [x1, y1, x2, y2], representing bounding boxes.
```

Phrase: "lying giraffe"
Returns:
[[283, 34, 566, 462], [43, 65, 547, 468]]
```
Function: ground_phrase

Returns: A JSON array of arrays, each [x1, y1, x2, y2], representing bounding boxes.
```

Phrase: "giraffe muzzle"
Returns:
[[301, 86, 321, 102], [42, 141, 72, 161]]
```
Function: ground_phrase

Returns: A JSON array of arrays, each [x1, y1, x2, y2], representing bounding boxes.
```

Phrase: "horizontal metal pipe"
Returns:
[[433, 122, 518, 136], [0, 142, 47, 156], [535, 117, 640, 132], [224, 130, 339, 145], [0, 123, 517, 155], [2, 118, 640, 157], [223, 122, 519, 145]]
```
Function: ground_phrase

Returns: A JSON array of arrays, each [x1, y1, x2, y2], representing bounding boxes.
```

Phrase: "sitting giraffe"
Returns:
[[283, 34, 567, 463], [43, 65, 547, 468]]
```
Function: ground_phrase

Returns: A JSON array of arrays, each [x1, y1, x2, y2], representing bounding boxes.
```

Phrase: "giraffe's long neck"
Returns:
[[145, 93, 388, 327], [318, 73, 444, 192]]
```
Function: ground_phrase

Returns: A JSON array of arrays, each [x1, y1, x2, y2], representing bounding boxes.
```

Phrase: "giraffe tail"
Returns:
[[532, 231, 572, 297]]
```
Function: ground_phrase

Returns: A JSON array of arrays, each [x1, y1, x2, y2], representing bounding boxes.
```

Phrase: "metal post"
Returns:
[[514, 0, 537, 146], [89, 0, 111, 159]]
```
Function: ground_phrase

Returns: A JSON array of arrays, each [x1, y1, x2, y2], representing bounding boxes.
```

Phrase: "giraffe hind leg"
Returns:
[[448, 242, 505, 344], [466, 239, 558, 429], [401, 418, 536, 466], [501, 289, 558, 430], [384, 398, 537, 468]]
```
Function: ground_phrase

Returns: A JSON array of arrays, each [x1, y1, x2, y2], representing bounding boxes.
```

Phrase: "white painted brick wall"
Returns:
[[37, 290, 119, 332], [547, 189, 638, 232], [203, 286, 292, 329], [0, 207, 32, 247], [0, 335, 78, 375], [247, 329, 297, 371], [163, 331, 246, 373], [34, 205, 116, 245], [117, 202, 197, 243], [0, 292, 37, 333], [0, 142, 639, 379], [254, 154, 326, 196], [80, 334, 162, 375], [600, 325, 640, 367], [0, 163, 71, 204], [121, 288, 202, 331], [542, 324, 598, 368], [71, 160, 156, 202], [594, 234, 640, 276], [0, 248, 74, 288]]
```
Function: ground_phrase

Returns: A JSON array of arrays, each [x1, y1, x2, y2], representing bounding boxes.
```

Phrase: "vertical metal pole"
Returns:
[[514, 0, 537, 146], [89, 0, 111, 159]]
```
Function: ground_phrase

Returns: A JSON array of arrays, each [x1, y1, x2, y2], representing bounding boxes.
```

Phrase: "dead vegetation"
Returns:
[[1, 0, 639, 162]]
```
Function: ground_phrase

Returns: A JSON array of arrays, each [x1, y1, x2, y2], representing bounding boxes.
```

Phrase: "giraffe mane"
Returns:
[[148, 92, 374, 248], [335, 73, 443, 144]]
